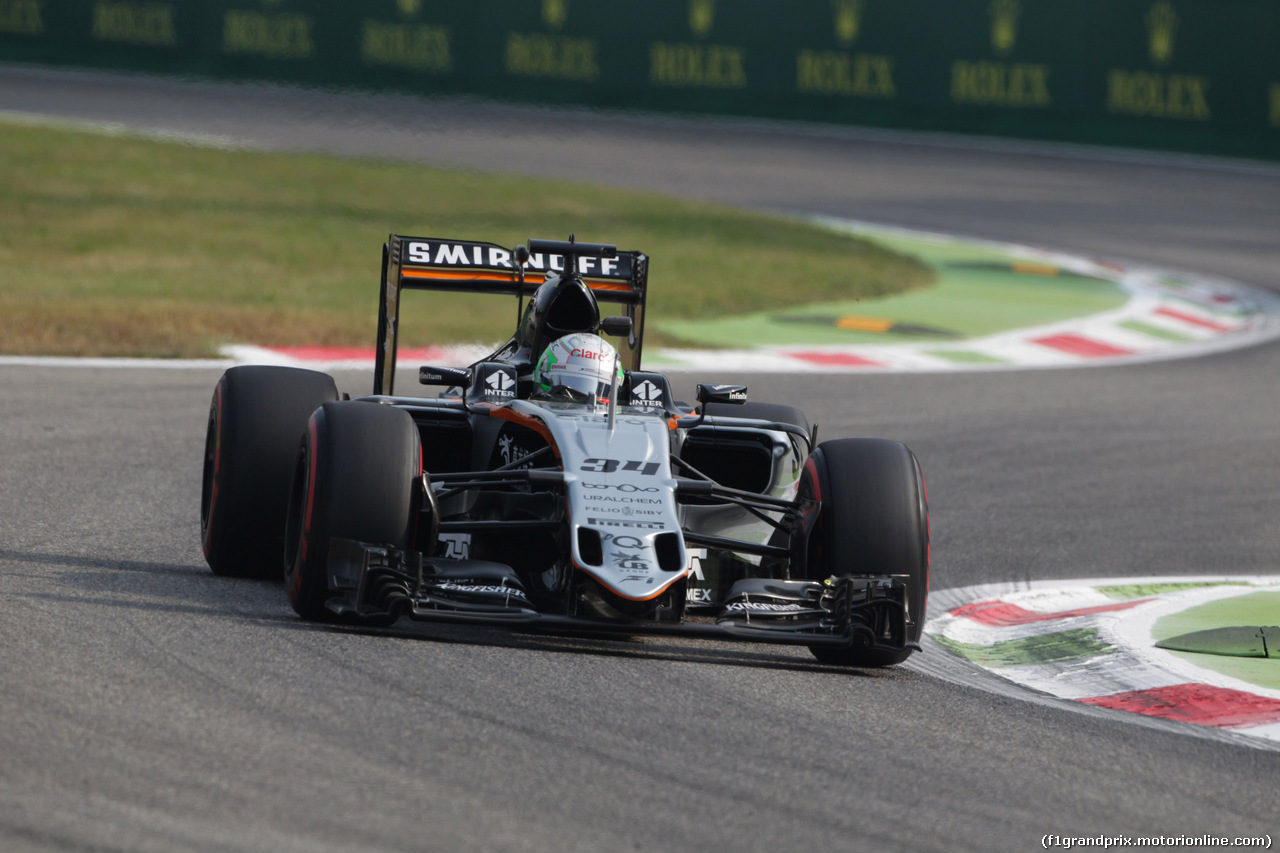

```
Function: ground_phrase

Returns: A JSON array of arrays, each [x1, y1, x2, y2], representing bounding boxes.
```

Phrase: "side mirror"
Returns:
[[419, 365, 473, 388], [696, 383, 747, 407], [600, 315, 633, 337]]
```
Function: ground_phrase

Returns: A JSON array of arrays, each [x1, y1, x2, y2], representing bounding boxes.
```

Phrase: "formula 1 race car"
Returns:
[[200, 235, 929, 666]]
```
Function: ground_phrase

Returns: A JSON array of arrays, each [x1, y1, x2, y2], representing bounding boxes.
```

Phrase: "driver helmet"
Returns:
[[533, 332, 623, 404]]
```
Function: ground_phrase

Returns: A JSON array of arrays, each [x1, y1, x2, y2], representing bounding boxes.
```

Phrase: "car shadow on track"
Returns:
[[0, 548, 203, 575], [0, 548, 909, 678], [0, 547, 295, 622], [322, 620, 904, 679]]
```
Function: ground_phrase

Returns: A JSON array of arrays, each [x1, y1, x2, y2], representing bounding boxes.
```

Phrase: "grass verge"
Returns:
[[0, 117, 933, 357]]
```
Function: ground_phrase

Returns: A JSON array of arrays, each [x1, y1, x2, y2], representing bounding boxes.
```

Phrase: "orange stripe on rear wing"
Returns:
[[401, 267, 638, 298]]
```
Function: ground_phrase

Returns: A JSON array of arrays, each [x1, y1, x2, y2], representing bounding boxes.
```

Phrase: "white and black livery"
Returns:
[[201, 235, 930, 666]]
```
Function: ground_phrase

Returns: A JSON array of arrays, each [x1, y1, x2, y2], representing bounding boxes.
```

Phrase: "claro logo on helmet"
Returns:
[[569, 348, 605, 359]]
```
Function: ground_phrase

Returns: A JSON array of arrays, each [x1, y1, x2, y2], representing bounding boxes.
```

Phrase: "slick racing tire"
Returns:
[[284, 401, 420, 623], [799, 438, 929, 667], [201, 366, 339, 580]]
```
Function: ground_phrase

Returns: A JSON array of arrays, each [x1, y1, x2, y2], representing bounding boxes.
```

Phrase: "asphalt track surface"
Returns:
[[1, 66, 1278, 851]]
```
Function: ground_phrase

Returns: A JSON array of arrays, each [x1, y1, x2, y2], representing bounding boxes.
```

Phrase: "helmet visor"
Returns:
[[545, 370, 611, 404]]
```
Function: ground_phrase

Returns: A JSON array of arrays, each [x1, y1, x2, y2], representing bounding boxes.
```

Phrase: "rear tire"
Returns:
[[800, 438, 929, 667], [201, 366, 338, 579], [284, 401, 420, 622]]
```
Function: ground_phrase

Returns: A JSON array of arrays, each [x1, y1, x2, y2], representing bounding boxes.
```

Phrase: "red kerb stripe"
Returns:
[[1031, 334, 1134, 358], [950, 598, 1152, 626], [1080, 683, 1280, 729], [786, 351, 885, 367], [1154, 307, 1233, 332]]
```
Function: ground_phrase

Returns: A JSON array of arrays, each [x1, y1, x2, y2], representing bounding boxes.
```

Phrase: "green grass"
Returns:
[[933, 628, 1115, 668], [1097, 581, 1248, 600], [0, 117, 933, 358], [658, 233, 1128, 347], [1152, 590, 1280, 691]]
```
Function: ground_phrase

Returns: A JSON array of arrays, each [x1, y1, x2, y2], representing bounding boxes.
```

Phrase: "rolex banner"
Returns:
[[1, 0, 1277, 159]]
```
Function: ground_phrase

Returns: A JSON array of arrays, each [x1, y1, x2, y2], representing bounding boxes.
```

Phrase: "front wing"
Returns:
[[323, 538, 918, 656]]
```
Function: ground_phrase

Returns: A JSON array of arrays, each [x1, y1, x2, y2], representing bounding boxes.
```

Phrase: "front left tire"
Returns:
[[799, 438, 929, 667], [284, 401, 420, 622]]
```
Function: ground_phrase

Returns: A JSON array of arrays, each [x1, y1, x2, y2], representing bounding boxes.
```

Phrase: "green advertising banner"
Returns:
[[0, 0, 1276, 159], [1092, 0, 1278, 129]]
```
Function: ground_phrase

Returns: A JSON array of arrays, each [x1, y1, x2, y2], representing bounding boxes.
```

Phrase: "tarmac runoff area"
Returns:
[[920, 577, 1280, 751], [214, 217, 1280, 375]]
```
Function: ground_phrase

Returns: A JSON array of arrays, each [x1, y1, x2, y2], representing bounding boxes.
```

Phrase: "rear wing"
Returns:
[[377, 235, 649, 395]]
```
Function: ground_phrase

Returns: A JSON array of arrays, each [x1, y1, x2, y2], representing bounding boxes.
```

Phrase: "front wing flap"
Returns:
[[323, 539, 918, 656]]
